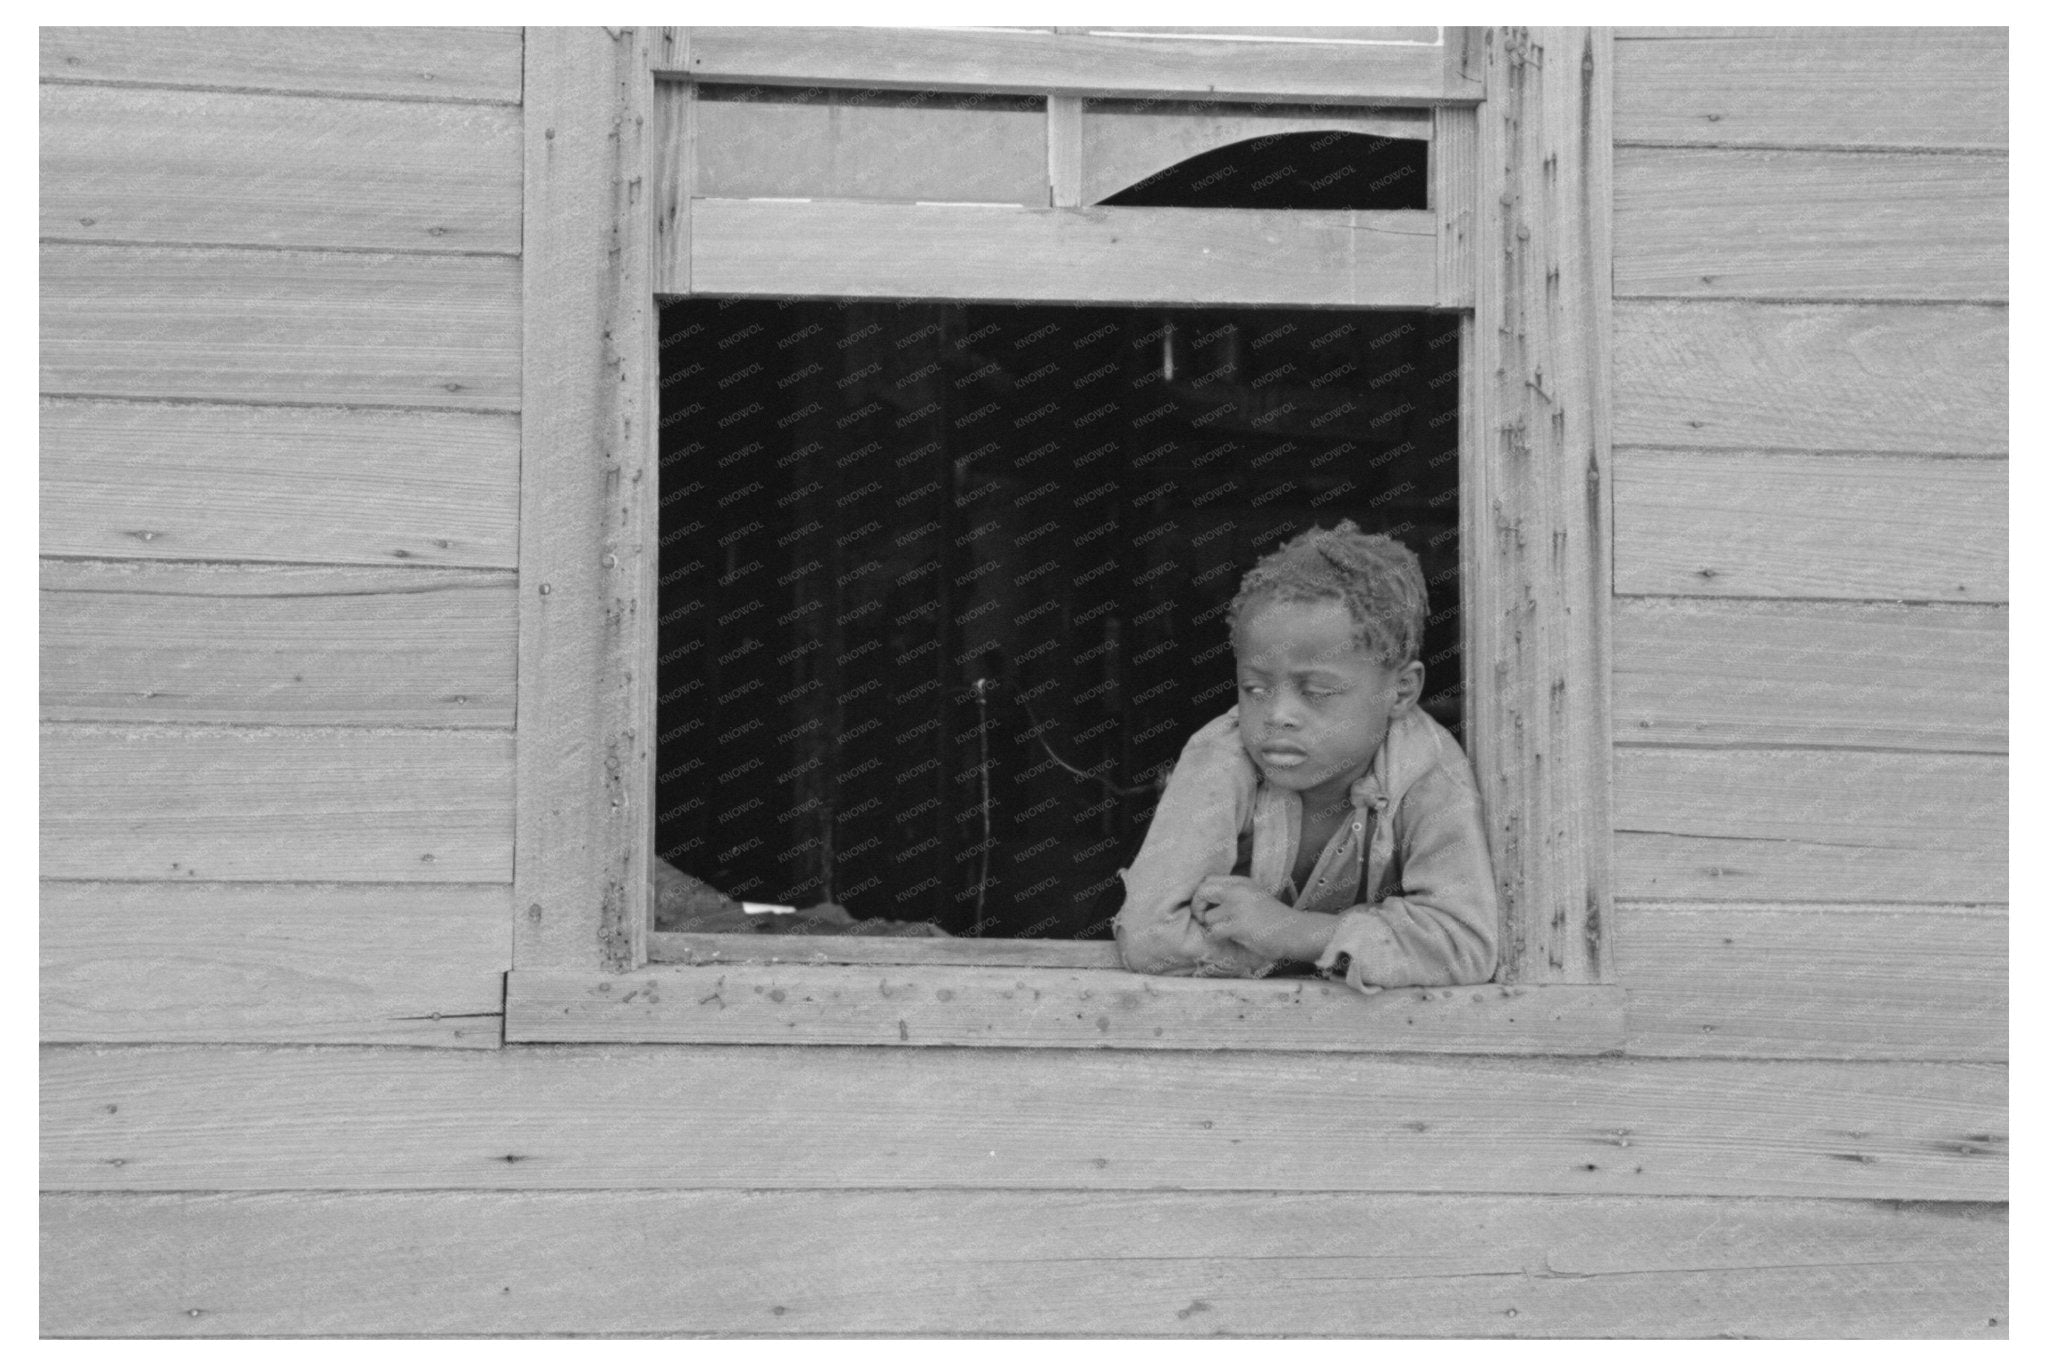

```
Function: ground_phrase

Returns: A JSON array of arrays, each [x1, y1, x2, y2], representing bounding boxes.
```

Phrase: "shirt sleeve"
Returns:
[[1112, 709, 1281, 980], [1313, 764, 1500, 991]]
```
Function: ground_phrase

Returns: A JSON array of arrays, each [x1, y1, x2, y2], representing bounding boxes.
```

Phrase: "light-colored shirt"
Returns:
[[1112, 705, 1500, 992]]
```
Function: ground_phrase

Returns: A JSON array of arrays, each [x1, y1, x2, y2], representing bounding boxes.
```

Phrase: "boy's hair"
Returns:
[[1225, 520, 1428, 668]]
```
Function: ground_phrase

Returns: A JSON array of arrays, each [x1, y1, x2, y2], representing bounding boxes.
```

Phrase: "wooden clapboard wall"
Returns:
[[1607, 25, 2009, 1060], [41, 27, 2006, 1338], [38, 27, 524, 1045], [1597, 25, 2009, 1330]]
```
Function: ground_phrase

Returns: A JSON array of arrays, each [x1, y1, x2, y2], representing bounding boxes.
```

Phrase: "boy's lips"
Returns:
[[1257, 744, 1310, 767]]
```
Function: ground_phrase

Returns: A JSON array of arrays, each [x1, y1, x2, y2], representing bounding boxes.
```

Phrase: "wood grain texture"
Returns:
[[1613, 29, 2007, 150], [1047, 93, 1084, 207], [1431, 104, 1476, 307], [692, 87, 1047, 205], [689, 200, 1442, 307], [1615, 749, 2006, 904], [1613, 302, 2006, 454], [40, 1190, 2007, 1337], [1614, 598, 2007, 752], [39, 26, 525, 103], [1614, 26, 2010, 40], [651, 930, 1123, 968], [1613, 147, 2006, 300], [1089, 27, 1441, 42], [1079, 101, 1430, 205], [1462, 28, 1616, 984], [1620, 903, 2006, 1061], [40, 1045, 2006, 1199], [516, 29, 660, 973], [508, 968, 1625, 1054], [650, 65, 693, 296], [41, 85, 521, 254], [40, 882, 507, 1047], [39, 399, 519, 568], [41, 725, 512, 883], [677, 26, 1479, 104], [1614, 450, 2007, 602], [41, 244, 521, 410], [41, 561, 516, 727]]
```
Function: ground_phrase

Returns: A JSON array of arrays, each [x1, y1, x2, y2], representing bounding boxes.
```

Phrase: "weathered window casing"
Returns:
[[506, 26, 1616, 1051]]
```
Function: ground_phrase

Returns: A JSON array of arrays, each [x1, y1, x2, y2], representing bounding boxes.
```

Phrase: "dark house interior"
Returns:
[[656, 128, 1460, 938]]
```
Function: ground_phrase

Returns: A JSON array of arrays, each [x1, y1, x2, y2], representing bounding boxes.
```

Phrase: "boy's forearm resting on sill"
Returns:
[[1119, 875, 1498, 993], [1188, 877, 1341, 965], [1111, 713, 1499, 993]]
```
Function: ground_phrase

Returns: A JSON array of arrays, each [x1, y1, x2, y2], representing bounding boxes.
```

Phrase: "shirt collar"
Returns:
[[1349, 707, 1445, 812]]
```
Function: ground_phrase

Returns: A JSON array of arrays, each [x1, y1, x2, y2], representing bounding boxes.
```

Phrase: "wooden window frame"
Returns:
[[506, 26, 1618, 1053]]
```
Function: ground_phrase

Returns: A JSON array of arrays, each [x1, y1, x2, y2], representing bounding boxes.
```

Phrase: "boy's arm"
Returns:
[[1314, 764, 1500, 991], [1113, 710, 1280, 979]]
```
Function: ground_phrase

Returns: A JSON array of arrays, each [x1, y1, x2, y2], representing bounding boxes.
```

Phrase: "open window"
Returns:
[[655, 298, 1460, 945], [507, 27, 1617, 1053]]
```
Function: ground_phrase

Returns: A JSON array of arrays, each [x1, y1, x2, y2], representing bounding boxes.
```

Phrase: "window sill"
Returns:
[[506, 948, 1624, 1053], [648, 930, 1120, 970]]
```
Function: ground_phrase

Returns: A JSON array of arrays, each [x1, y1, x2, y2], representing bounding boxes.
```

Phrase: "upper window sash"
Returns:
[[655, 26, 1485, 106]]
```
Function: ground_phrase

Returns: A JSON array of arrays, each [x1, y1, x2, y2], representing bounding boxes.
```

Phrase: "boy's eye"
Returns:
[[1239, 682, 1267, 697]]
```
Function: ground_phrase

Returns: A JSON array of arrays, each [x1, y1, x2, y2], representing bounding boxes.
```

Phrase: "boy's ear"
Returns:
[[1389, 660, 1425, 714]]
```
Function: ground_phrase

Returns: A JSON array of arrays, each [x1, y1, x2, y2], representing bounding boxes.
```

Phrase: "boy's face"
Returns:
[[1233, 597, 1423, 817]]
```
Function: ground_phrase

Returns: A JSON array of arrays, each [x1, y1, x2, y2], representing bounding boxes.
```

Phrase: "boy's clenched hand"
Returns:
[[1192, 875, 1334, 964]]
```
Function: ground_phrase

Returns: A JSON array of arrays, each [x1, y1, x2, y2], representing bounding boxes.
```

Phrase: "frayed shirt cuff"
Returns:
[[1314, 909, 1405, 994]]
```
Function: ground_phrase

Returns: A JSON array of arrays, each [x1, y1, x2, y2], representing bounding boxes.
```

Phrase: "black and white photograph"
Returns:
[[36, 14, 2013, 1343]]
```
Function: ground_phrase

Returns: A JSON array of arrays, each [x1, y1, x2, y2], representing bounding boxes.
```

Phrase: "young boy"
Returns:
[[1112, 521, 1498, 993]]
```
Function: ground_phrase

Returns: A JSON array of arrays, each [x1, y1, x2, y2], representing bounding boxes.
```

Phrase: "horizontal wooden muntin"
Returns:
[[507, 963, 1626, 1054], [664, 27, 1483, 106], [679, 199, 1444, 306]]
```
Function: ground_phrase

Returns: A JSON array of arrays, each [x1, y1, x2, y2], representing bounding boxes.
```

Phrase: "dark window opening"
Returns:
[[658, 299, 1460, 939], [1095, 128, 1428, 210]]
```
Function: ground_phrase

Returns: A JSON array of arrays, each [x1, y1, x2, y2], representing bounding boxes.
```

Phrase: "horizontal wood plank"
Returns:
[[41, 725, 512, 883], [41, 244, 521, 410], [1084, 27, 1442, 42], [1615, 26, 2009, 39], [39, 25, 524, 104], [1613, 450, 2007, 602], [41, 85, 521, 254], [1613, 147, 2005, 299], [1620, 904, 2006, 1061], [40, 883, 507, 1047], [508, 968, 1625, 1054], [651, 930, 1122, 968], [41, 562, 516, 727], [1613, 302, 2006, 454], [1613, 30, 2007, 149], [1615, 749, 2006, 904], [41, 1045, 2006, 1200], [40, 1189, 2007, 1337], [39, 399, 519, 567], [683, 199, 1441, 305], [1614, 598, 2006, 752], [677, 26, 1479, 104]]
